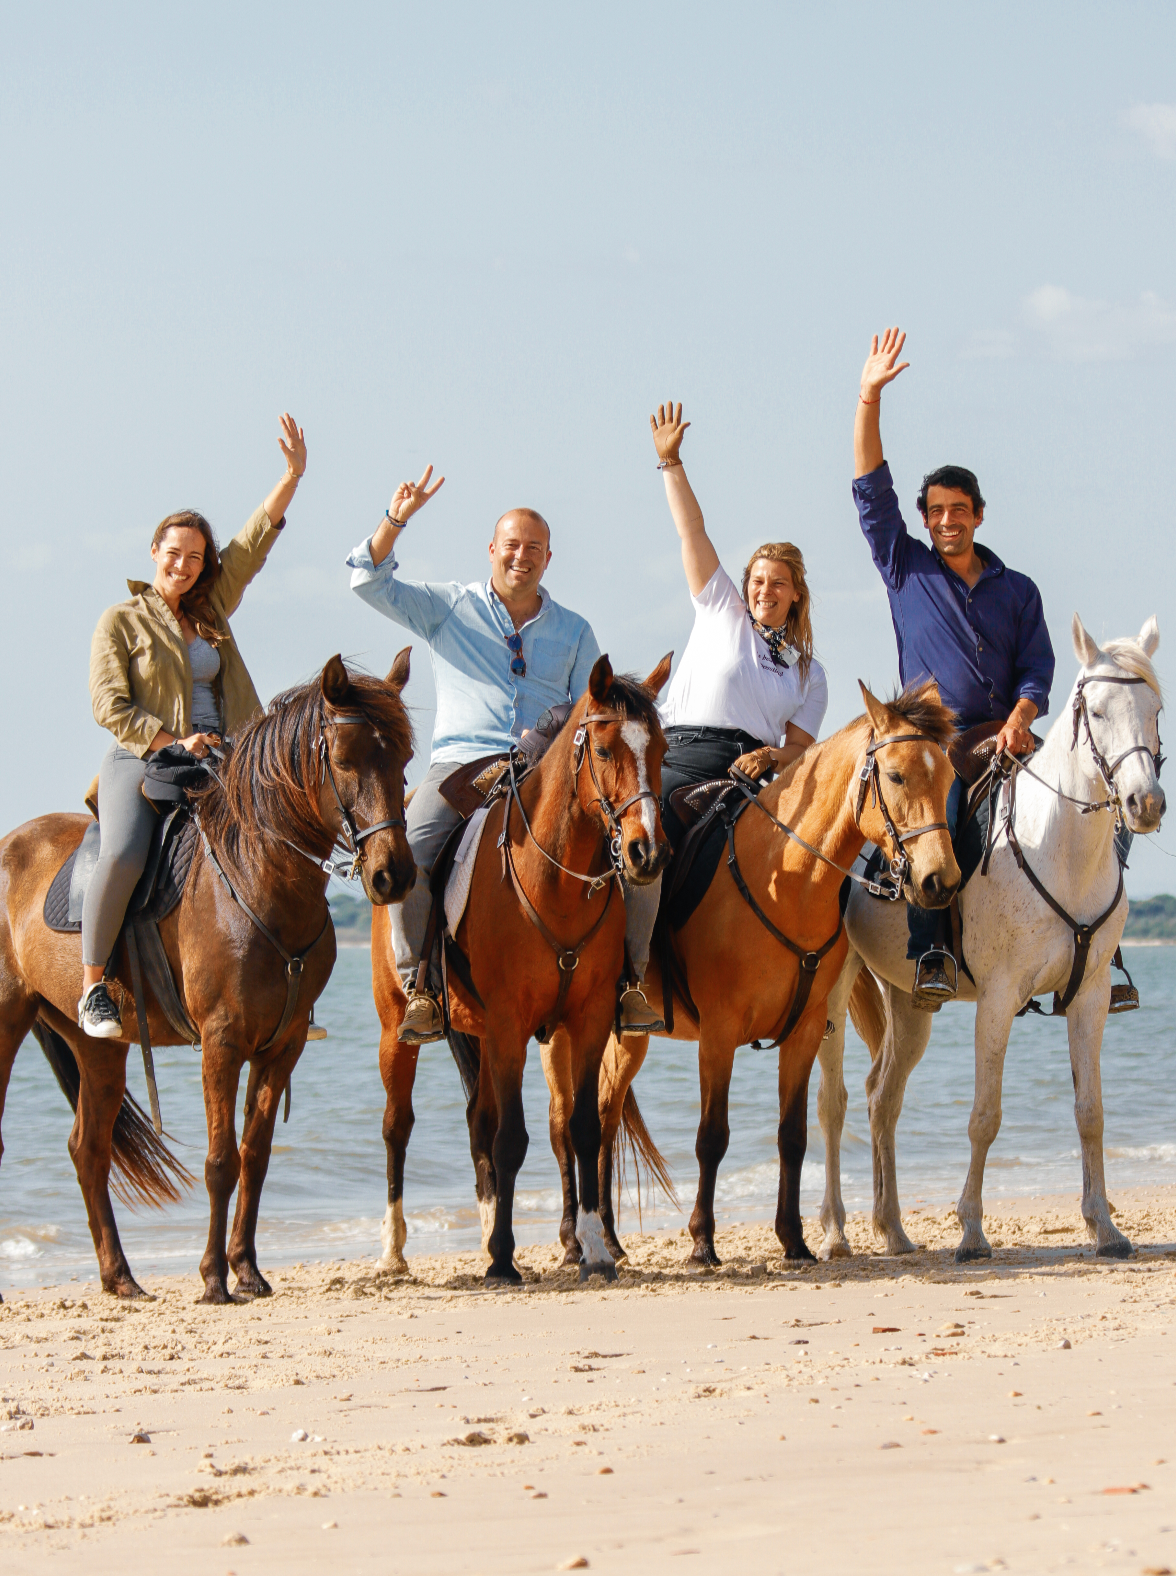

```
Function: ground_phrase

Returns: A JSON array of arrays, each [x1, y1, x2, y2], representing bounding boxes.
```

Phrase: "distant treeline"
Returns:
[[328, 889, 1176, 943]]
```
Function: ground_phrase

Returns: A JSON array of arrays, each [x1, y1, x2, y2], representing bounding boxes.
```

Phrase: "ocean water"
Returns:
[[1, 945, 1174, 1290]]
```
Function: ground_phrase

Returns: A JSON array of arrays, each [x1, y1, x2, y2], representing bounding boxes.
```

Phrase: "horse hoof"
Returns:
[[104, 1276, 152, 1301], [232, 1271, 272, 1299], [579, 1261, 618, 1284], [817, 1238, 853, 1262], [1096, 1238, 1132, 1259], [485, 1264, 522, 1288], [886, 1235, 919, 1257], [954, 1243, 991, 1264], [783, 1243, 817, 1263], [561, 1244, 583, 1267], [199, 1278, 234, 1305], [686, 1244, 721, 1271], [377, 1255, 410, 1278]]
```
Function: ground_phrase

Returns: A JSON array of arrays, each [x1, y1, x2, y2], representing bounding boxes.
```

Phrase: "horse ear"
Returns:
[[644, 651, 673, 698], [1139, 615, 1160, 658], [589, 654, 614, 703], [386, 646, 412, 693], [857, 680, 890, 735], [1072, 613, 1100, 667], [321, 654, 351, 707], [918, 678, 943, 709]]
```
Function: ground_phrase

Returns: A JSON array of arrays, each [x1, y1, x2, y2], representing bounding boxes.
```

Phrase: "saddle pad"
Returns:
[[43, 809, 199, 935], [444, 806, 491, 936]]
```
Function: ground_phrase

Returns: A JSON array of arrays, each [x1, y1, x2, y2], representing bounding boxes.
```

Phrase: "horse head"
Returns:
[[319, 650, 417, 904], [857, 679, 961, 908], [575, 652, 673, 884], [1071, 614, 1165, 834]]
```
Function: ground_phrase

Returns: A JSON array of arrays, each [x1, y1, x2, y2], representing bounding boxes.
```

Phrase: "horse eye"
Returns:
[[887, 771, 903, 785], [1091, 710, 1105, 720], [595, 747, 609, 761]]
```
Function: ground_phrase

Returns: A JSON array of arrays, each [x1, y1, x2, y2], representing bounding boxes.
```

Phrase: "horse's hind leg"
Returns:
[[66, 1033, 147, 1298], [687, 1034, 736, 1270], [817, 957, 859, 1260], [379, 1037, 420, 1274], [227, 1044, 302, 1297], [867, 983, 933, 1256], [540, 1030, 581, 1266], [0, 982, 39, 1303], [482, 1032, 528, 1286], [198, 1039, 245, 1304], [567, 1023, 617, 1283], [955, 988, 1017, 1263], [774, 1022, 822, 1262], [598, 1030, 648, 1261], [1066, 980, 1130, 1258]]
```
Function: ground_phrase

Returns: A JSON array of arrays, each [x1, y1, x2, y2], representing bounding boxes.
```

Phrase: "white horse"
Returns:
[[820, 613, 1165, 1263]]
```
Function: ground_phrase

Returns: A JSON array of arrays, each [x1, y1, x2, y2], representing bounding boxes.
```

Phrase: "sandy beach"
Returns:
[[1, 1188, 1174, 1575]]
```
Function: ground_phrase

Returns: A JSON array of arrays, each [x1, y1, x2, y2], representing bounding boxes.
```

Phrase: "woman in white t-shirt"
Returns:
[[619, 400, 829, 1032]]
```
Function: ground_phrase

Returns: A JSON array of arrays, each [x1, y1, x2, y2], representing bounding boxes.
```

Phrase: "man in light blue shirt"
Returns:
[[349, 464, 664, 1044]]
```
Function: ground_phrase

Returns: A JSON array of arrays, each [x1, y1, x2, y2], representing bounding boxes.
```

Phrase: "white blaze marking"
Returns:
[[620, 721, 656, 842], [923, 747, 936, 775], [576, 1207, 612, 1269]]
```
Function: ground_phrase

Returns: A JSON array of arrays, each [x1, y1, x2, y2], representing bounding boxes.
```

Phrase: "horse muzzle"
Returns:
[[623, 834, 670, 885], [362, 842, 417, 906], [1125, 787, 1165, 834], [910, 868, 960, 909]]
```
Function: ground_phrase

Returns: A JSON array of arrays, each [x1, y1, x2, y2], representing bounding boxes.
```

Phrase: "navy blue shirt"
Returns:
[[852, 462, 1054, 730]]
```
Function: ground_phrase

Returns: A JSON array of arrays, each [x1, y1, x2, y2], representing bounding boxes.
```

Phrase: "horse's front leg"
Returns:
[[67, 1034, 148, 1298], [540, 1030, 581, 1266], [568, 1013, 617, 1283], [483, 1029, 528, 1285], [817, 958, 858, 1259], [867, 982, 933, 1255], [687, 1033, 736, 1269], [1067, 974, 1130, 1258], [227, 1041, 302, 1297], [378, 1029, 420, 1275], [198, 1037, 245, 1303], [774, 1016, 824, 1262], [955, 988, 1017, 1263], [598, 1030, 649, 1262]]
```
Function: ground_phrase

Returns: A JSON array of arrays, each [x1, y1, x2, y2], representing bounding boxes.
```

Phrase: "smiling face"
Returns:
[[151, 525, 207, 603], [922, 486, 982, 562], [745, 558, 798, 630], [489, 510, 552, 602]]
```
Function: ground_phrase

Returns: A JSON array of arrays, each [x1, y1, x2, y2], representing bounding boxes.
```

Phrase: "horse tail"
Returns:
[[848, 968, 886, 1061], [445, 1029, 481, 1106], [30, 1019, 194, 1209], [615, 1083, 679, 1228]]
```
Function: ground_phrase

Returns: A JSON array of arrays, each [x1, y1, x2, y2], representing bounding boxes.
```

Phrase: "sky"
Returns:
[[3, 2, 1175, 893]]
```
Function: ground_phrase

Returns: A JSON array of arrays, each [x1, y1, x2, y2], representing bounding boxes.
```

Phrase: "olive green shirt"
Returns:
[[89, 504, 283, 757]]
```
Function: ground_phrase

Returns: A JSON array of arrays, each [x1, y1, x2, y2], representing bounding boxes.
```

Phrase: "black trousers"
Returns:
[[660, 725, 765, 849]]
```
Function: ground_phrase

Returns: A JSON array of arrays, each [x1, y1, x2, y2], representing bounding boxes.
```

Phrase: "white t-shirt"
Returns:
[[658, 565, 828, 745]]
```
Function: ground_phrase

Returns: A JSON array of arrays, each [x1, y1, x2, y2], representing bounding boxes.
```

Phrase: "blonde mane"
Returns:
[[1099, 639, 1163, 703]]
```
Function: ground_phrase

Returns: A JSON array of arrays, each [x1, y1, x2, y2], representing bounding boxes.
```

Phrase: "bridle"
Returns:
[[1068, 673, 1164, 829], [280, 711, 407, 881]]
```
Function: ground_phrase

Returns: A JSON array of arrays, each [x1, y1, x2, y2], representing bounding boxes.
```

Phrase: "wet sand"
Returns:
[[2, 1187, 1175, 1574]]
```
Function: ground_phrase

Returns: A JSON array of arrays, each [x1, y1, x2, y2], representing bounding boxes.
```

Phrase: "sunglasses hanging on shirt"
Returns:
[[504, 631, 526, 678]]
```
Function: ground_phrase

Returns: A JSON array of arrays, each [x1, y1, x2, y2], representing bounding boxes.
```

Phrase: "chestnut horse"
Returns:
[[577, 681, 960, 1267], [0, 654, 414, 1303], [372, 654, 670, 1284]]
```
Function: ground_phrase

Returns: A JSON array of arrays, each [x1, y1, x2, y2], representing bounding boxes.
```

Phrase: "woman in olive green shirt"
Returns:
[[79, 413, 307, 1038]]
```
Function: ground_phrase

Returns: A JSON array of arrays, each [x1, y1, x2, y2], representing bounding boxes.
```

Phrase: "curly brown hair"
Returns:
[[151, 511, 225, 645], [740, 542, 814, 682]]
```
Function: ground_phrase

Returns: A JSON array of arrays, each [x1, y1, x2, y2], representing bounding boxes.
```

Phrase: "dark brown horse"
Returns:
[[568, 682, 960, 1268], [0, 654, 415, 1303], [372, 655, 671, 1284]]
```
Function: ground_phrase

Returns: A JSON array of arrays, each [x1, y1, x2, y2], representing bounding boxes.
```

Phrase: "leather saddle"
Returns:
[[436, 702, 576, 818]]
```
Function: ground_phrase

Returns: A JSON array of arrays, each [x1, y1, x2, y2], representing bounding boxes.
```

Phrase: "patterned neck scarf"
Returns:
[[748, 611, 797, 669]]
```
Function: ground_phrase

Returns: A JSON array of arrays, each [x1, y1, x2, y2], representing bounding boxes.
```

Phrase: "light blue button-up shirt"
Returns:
[[348, 537, 602, 766]]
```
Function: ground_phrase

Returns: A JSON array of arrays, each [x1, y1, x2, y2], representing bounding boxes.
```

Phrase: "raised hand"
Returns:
[[389, 464, 446, 525], [860, 329, 910, 400], [649, 400, 691, 467], [278, 412, 307, 478]]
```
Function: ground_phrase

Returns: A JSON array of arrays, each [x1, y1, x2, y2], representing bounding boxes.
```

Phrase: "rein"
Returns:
[[722, 729, 951, 1049]]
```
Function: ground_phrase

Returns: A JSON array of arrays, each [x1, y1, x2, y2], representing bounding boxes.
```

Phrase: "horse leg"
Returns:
[[1067, 980, 1131, 1257], [817, 958, 858, 1259], [465, 1050, 498, 1259], [67, 1036, 147, 1298], [866, 982, 933, 1255], [227, 1046, 301, 1297], [598, 1030, 648, 1262], [568, 1030, 616, 1283], [774, 1029, 822, 1262], [483, 1032, 528, 1286], [198, 1042, 244, 1304], [955, 989, 1017, 1263], [687, 1035, 736, 1269], [540, 1031, 581, 1266], [378, 1038, 420, 1275], [0, 989, 41, 1301]]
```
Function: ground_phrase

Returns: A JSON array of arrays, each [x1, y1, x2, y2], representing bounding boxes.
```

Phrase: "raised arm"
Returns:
[[369, 464, 445, 568], [854, 328, 909, 478], [649, 401, 719, 596], [262, 412, 307, 525]]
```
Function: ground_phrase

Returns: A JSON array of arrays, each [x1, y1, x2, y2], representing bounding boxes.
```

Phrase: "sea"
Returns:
[[2, 945, 1174, 1291]]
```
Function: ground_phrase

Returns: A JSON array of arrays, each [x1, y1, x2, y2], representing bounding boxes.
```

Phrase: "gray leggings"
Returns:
[[390, 759, 659, 988], [81, 744, 157, 968]]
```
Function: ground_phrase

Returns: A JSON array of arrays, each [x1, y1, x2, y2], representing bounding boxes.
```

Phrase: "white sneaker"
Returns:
[[78, 983, 123, 1039]]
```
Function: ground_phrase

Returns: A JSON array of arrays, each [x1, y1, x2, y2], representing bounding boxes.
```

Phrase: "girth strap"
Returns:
[[723, 805, 843, 1049]]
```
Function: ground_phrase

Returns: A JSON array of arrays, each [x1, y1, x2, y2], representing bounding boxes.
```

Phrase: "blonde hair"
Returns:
[[740, 542, 814, 682]]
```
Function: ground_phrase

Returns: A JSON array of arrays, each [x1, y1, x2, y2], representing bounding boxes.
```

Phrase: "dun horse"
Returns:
[[372, 655, 670, 1284], [578, 681, 960, 1267], [0, 654, 414, 1302], [821, 616, 1164, 1262]]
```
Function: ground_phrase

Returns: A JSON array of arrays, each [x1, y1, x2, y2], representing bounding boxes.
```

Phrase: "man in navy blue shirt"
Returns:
[[852, 327, 1056, 1007]]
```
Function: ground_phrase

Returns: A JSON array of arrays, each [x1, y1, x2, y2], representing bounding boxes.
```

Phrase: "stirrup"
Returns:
[[399, 988, 445, 1045], [306, 1004, 328, 1041], [911, 949, 957, 1013], [618, 984, 665, 1037], [1108, 982, 1140, 1014]]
